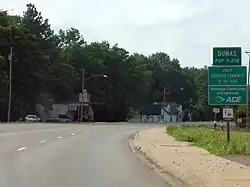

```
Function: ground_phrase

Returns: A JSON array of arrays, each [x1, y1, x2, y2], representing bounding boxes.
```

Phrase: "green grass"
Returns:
[[167, 125, 250, 156]]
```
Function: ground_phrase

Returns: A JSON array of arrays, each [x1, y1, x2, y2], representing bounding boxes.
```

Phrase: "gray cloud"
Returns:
[[2, 0, 250, 67]]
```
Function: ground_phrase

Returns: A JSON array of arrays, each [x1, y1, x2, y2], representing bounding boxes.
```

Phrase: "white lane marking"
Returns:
[[57, 136, 62, 139], [0, 126, 84, 137], [71, 133, 76, 136], [39, 140, 46, 144], [17, 147, 26, 151]]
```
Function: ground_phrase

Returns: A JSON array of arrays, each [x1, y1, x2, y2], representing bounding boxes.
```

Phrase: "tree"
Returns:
[[0, 4, 214, 122], [183, 66, 213, 120], [0, 55, 8, 121], [56, 27, 87, 101], [146, 52, 196, 107]]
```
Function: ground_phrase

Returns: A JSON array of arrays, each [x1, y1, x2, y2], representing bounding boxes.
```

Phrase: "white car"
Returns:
[[25, 115, 41, 122]]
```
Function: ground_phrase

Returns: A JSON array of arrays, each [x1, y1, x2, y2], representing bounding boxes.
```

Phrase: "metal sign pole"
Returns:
[[227, 120, 230, 143], [223, 106, 233, 143]]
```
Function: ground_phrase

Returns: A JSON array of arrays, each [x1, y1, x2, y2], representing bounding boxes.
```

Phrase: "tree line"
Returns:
[[0, 4, 212, 122]]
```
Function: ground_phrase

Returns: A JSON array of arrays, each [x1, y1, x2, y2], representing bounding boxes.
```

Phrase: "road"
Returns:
[[0, 123, 170, 187]]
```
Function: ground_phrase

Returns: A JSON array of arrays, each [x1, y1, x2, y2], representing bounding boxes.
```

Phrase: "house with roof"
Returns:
[[140, 102, 183, 123]]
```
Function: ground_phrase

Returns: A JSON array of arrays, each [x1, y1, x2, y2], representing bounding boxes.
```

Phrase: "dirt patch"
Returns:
[[222, 155, 250, 166]]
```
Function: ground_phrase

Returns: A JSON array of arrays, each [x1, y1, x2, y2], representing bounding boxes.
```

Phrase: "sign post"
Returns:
[[208, 47, 247, 142], [223, 107, 234, 143]]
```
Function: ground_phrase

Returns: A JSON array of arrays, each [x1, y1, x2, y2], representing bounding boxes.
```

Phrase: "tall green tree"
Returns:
[[0, 4, 214, 122], [184, 66, 212, 120]]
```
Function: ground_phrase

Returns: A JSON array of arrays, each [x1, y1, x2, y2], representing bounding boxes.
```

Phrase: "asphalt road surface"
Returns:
[[0, 123, 170, 187]]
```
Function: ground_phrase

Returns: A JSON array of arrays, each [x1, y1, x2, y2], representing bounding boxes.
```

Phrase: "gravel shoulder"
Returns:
[[129, 127, 250, 187]]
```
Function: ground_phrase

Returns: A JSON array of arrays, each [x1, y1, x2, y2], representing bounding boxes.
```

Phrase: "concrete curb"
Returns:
[[128, 131, 189, 187]]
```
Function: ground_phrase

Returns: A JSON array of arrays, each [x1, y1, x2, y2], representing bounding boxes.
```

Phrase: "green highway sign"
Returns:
[[208, 46, 246, 106], [208, 86, 247, 105], [208, 66, 247, 86], [213, 47, 241, 66]]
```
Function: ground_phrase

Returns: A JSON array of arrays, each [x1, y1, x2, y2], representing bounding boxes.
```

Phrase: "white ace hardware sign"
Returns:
[[223, 108, 234, 119]]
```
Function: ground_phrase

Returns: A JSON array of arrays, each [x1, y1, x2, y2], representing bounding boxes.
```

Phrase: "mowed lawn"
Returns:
[[167, 125, 250, 156]]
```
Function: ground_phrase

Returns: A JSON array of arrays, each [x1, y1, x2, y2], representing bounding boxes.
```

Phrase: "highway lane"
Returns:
[[0, 123, 170, 187]]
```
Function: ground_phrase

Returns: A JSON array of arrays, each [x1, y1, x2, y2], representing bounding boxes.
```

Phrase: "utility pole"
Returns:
[[163, 87, 166, 103], [77, 71, 107, 122], [79, 69, 85, 122], [82, 69, 85, 92], [245, 51, 250, 128], [7, 46, 13, 122]]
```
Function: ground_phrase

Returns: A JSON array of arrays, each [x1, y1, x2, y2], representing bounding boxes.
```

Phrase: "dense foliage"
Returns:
[[0, 4, 212, 121]]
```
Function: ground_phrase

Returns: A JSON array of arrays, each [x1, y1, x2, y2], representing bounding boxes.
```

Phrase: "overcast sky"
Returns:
[[2, 0, 250, 68]]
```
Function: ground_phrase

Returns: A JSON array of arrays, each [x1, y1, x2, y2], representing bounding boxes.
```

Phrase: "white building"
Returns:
[[140, 102, 183, 123]]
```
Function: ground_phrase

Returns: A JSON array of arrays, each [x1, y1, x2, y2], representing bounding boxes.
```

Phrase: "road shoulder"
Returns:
[[128, 127, 250, 187]]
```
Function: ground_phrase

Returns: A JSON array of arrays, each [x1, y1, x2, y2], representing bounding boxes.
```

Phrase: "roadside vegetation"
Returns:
[[167, 125, 250, 156]]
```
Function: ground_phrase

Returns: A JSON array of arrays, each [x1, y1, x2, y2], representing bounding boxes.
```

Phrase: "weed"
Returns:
[[166, 125, 250, 156]]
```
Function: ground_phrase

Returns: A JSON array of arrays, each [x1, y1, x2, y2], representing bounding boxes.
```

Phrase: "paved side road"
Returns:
[[129, 127, 250, 187], [0, 123, 171, 187]]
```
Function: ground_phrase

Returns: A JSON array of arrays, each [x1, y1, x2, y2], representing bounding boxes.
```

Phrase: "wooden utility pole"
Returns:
[[163, 87, 166, 102], [79, 69, 85, 122], [7, 46, 13, 122]]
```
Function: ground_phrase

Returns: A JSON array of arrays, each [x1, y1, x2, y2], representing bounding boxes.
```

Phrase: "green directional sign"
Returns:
[[208, 86, 247, 105], [208, 66, 247, 86], [213, 47, 241, 66]]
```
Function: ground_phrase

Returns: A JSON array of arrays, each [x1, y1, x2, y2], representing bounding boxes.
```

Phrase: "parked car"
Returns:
[[25, 115, 41, 122]]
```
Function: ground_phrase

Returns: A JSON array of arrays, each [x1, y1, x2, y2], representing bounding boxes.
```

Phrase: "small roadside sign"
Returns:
[[223, 108, 234, 119], [213, 108, 220, 113], [68, 103, 78, 111], [79, 89, 88, 103]]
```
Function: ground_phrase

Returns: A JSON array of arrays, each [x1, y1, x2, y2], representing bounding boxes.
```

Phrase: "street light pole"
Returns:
[[245, 51, 250, 128], [84, 74, 108, 82], [7, 46, 13, 122], [78, 69, 107, 122]]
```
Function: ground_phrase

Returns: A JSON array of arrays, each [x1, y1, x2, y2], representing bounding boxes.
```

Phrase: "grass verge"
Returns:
[[167, 125, 250, 156]]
